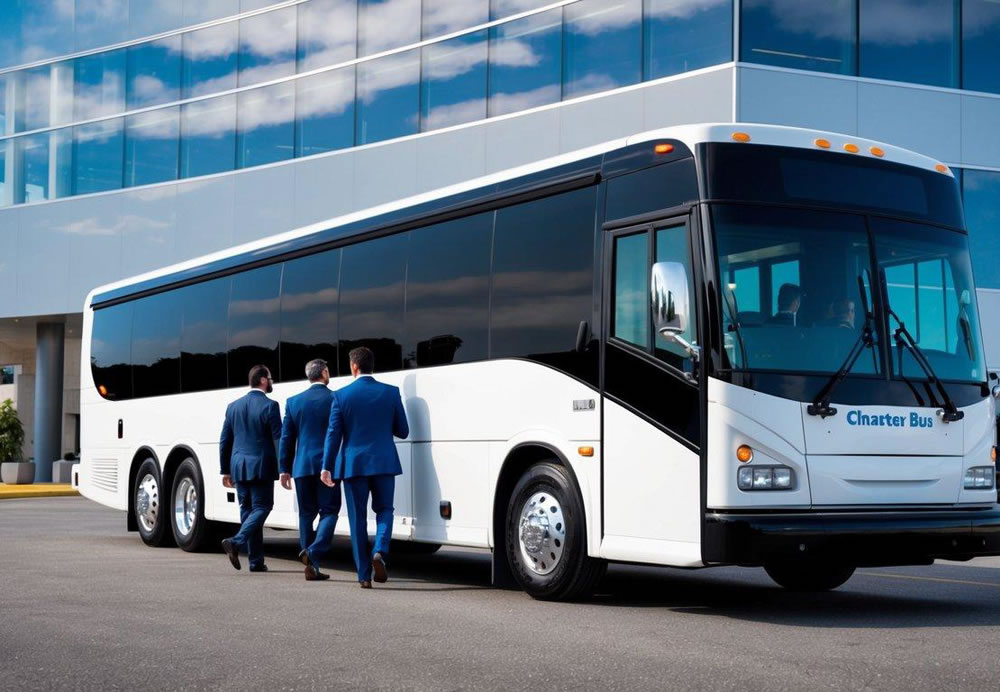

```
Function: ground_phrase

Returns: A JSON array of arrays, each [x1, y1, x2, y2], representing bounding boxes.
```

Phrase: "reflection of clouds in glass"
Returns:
[[563, 73, 621, 98], [298, 0, 358, 71], [357, 51, 420, 103], [230, 325, 279, 345], [861, 0, 955, 46], [745, 0, 853, 41], [489, 84, 561, 115], [423, 98, 488, 130], [282, 288, 340, 312], [422, 0, 489, 36], [566, 0, 641, 37], [423, 38, 489, 80], [359, 0, 422, 55], [647, 0, 729, 20]]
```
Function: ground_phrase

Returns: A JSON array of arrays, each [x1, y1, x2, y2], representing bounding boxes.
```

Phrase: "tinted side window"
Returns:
[[91, 302, 134, 400], [339, 233, 408, 373], [405, 213, 493, 368], [228, 264, 282, 387], [131, 291, 181, 398], [181, 277, 230, 393], [280, 249, 341, 382], [492, 187, 597, 376], [605, 158, 699, 221]]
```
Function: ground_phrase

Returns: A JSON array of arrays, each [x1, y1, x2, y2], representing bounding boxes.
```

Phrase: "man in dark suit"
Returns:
[[321, 346, 409, 588], [219, 364, 282, 572], [279, 358, 340, 582], [767, 283, 802, 326]]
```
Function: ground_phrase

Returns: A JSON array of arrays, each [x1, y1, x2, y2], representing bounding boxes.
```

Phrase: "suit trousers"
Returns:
[[294, 475, 342, 564], [231, 480, 275, 570], [342, 474, 395, 582]]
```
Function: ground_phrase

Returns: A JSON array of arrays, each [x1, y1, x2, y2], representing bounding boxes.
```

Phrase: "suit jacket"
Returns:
[[322, 375, 409, 480], [279, 382, 334, 478], [219, 390, 282, 482]]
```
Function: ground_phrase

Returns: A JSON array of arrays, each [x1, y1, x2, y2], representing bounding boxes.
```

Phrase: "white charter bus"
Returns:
[[79, 124, 1000, 600]]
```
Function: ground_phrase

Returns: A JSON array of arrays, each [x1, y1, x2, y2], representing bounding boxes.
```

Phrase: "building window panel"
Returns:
[[963, 169, 1000, 290], [741, 0, 856, 75], [421, 31, 489, 131], [359, 0, 421, 57], [424, 0, 489, 37], [129, 1, 184, 41], [860, 0, 959, 88], [564, 0, 642, 99], [19, 2, 75, 66], [18, 66, 54, 133], [238, 81, 295, 168], [74, 0, 129, 54], [239, 6, 298, 87], [297, 0, 358, 72], [181, 94, 237, 178], [17, 130, 71, 203], [0, 146, 8, 208], [74, 50, 127, 121], [0, 5, 23, 70], [183, 0, 240, 26], [126, 36, 183, 110], [644, 0, 732, 79], [182, 22, 239, 98], [491, 0, 553, 21], [963, 0, 1000, 93], [488, 7, 562, 116], [295, 67, 356, 156], [73, 118, 125, 195], [125, 107, 180, 187], [356, 49, 420, 145]]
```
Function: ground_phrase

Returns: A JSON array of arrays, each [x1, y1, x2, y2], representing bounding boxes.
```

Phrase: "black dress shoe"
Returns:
[[372, 552, 388, 583], [305, 565, 330, 581], [297, 549, 310, 567], [221, 538, 241, 570], [249, 564, 268, 573], [359, 580, 372, 589]]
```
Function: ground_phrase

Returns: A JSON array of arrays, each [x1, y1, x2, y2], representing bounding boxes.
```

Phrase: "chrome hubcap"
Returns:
[[518, 491, 566, 575], [173, 477, 198, 537], [136, 473, 159, 532]]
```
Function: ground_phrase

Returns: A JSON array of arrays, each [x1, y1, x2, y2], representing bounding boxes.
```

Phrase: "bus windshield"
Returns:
[[713, 204, 985, 383]]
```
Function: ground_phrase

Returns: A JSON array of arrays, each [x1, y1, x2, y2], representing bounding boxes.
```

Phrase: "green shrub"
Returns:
[[0, 398, 25, 463]]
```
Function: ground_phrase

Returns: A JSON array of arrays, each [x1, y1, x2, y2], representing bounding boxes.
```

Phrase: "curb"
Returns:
[[0, 484, 79, 500]]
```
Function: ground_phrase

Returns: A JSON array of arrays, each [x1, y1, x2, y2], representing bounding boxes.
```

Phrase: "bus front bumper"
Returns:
[[703, 508, 1000, 567]]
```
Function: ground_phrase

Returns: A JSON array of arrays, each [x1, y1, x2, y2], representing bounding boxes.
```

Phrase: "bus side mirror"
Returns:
[[651, 261, 698, 362]]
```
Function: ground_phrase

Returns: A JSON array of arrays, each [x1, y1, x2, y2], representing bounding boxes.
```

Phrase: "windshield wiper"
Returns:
[[807, 275, 876, 418], [880, 270, 964, 423]]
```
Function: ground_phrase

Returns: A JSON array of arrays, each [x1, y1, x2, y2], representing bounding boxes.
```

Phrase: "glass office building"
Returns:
[[1, 0, 998, 477]]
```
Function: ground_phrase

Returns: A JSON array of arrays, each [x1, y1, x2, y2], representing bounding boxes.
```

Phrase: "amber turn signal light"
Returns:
[[736, 445, 754, 463], [654, 143, 674, 155], [578, 446, 595, 457], [731, 132, 751, 142], [843, 143, 860, 153], [814, 138, 831, 149]]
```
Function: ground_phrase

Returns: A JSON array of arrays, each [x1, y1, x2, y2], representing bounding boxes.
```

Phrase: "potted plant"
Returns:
[[0, 398, 30, 484]]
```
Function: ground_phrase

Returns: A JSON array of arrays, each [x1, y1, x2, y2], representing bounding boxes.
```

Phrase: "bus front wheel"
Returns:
[[133, 458, 172, 547], [505, 462, 606, 601], [764, 559, 855, 591]]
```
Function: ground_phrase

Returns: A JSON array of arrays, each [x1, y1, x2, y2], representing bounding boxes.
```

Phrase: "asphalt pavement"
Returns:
[[2, 497, 1000, 691]]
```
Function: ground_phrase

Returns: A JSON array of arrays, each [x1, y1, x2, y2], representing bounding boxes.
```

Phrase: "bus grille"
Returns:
[[89, 459, 118, 493]]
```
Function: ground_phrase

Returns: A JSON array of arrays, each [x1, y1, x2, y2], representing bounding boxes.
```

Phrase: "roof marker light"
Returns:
[[843, 143, 860, 153], [870, 146, 885, 157], [814, 138, 831, 149], [654, 143, 674, 155], [732, 132, 751, 142], [935, 163, 950, 174]]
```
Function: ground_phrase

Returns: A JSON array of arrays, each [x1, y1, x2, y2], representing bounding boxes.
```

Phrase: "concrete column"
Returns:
[[33, 323, 65, 482]]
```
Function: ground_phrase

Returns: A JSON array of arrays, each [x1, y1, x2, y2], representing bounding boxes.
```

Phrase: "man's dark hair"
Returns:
[[248, 364, 271, 388], [305, 358, 328, 382], [777, 283, 802, 311], [349, 347, 375, 374]]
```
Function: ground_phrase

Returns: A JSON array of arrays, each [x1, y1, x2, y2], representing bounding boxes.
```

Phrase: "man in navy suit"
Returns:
[[278, 358, 340, 582], [219, 364, 282, 573], [321, 346, 409, 588]]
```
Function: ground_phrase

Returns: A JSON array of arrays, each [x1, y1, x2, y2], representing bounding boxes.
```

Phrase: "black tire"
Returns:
[[170, 457, 219, 552], [390, 540, 442, 555], [133, 458, 172, 547], [505, 461, 606, 601], [764, 559, 856, 591]]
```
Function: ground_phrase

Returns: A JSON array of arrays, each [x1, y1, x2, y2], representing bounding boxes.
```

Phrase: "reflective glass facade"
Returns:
[[742, 1, 1000, 91], [0, 0, 736, 207], [963, 170, 1000, 290]]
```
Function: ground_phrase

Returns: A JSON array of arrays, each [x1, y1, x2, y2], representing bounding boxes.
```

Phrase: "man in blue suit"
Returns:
[[278, 358, 340, 582], [321, 346, 409, 588], [219, 364, 282, 573]]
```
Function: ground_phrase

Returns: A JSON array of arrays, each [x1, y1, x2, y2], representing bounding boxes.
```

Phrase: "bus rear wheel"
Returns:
[[505, 461, 606, 601], [133, 458, 172, 547], [170, 457, 222, 552], [764, 559, 856, 591]]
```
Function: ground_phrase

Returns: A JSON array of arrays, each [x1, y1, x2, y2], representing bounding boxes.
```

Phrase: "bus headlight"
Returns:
[[963, 467, 996, 490], [738, 466, 795, 491]]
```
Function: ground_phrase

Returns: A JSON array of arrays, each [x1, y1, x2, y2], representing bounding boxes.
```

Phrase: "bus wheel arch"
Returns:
[[493, 444, 605, 600]]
